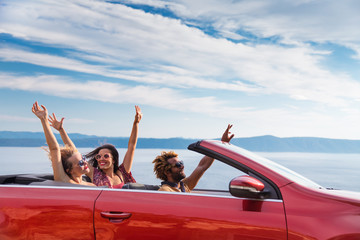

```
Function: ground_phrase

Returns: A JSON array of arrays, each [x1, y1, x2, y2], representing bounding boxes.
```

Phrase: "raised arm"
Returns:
[[184, 124, 234, 190], [32, 102, 71, 183], [122, 105, 142, 173], [48, 113, 76, 149]]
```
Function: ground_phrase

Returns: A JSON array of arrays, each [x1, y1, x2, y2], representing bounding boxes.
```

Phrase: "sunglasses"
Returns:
[[95, 153, 111, 160], [78, 156, 87, 167], [172, 160, 184, 168]]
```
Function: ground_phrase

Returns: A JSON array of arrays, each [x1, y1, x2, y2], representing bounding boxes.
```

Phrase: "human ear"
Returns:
[[165, 169, 171, 177]]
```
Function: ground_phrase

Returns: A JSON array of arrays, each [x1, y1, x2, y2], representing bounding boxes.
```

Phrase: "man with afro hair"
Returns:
[[152, 125, 234, 192]]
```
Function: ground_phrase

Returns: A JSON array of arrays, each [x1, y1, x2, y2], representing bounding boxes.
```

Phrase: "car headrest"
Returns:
[[122, 183, 160, 190]]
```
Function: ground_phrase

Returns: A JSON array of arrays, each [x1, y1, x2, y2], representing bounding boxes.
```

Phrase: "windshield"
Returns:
[[225, 143, 324, 189]]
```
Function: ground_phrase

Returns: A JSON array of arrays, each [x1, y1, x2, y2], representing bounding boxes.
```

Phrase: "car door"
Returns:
[[0, 185, 102, 240], [94, 184, 287, 240]]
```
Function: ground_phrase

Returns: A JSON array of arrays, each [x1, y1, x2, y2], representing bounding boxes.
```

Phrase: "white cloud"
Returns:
[[167, 1, 360, 41], [0, 114, 93, 125], [3, 43, 360, 108], [0, 115, 36, 123], [0, 47, 260, 92], [0, 73, 250, 117], [2, 73, 360, 139], [1, 74, 360, 139], [2, 13, 360, 108], [124, 0, 360, 57], [1, 0, 360, 139]]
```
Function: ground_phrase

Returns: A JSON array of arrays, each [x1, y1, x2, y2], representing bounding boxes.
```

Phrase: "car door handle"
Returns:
[[101, 212, 132, 223]]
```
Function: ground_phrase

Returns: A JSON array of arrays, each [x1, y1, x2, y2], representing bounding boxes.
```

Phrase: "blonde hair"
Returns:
[[44, 145, 78, 179], [152, 151, 178, 181]]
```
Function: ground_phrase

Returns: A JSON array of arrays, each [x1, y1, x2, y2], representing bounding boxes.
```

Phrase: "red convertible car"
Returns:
[[0, 140, 359, 239]]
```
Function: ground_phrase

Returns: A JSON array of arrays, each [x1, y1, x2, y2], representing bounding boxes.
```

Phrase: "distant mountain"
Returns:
[[1, 131, 360, 153]]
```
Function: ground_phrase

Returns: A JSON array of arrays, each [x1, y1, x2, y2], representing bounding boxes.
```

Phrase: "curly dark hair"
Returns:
[[152, 151, 178, 181], [85, 144, 119, 173]]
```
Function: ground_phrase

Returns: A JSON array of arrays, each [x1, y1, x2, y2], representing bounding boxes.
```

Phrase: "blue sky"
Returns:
[[1, 0, 360, 139]]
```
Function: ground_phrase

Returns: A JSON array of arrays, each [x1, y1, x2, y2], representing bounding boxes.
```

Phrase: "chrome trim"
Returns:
[[102, 187, 284, 202], [0, 184, 283, 202], [0, 184, 102, 191]]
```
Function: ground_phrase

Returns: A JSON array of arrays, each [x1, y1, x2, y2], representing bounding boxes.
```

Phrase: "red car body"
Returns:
[[0, 140, 359, 239]]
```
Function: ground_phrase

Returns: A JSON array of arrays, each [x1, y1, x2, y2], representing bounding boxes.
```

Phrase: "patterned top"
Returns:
[[93, 163, 136, 188]]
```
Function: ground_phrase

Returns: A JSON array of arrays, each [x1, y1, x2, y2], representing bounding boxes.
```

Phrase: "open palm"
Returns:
[[32, 102, 48, 120], [49, 113, 64, 131]]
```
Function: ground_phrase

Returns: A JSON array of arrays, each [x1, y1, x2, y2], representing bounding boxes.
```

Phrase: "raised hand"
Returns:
[[31, 101, 48, 120], [49, 113, 64, 131], [134, 105, 143, 123], [221, 124, 234, 143]]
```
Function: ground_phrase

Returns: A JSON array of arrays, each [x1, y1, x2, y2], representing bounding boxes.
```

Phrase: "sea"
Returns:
[[1, 147, 360, 192]]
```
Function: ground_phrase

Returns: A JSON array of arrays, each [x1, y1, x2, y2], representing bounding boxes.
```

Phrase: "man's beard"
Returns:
[[172, 171, 186, 182]]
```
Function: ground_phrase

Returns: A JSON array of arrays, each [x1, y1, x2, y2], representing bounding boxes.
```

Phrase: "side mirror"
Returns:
[[229, 175, 266, 199]]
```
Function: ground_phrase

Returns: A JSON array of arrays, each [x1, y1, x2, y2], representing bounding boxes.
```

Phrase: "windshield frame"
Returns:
[[195, 140, 324, 189], [234, 145, 323, 189]]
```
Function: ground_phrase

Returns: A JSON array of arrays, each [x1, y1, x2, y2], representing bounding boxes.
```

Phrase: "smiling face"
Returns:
[[166, 157, 186, 182], [95, 148, 114, 170], [68, 152, 90, 177]]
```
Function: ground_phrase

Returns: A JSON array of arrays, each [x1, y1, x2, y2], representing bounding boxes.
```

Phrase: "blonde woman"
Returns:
[[32, 101, 94, 186]]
